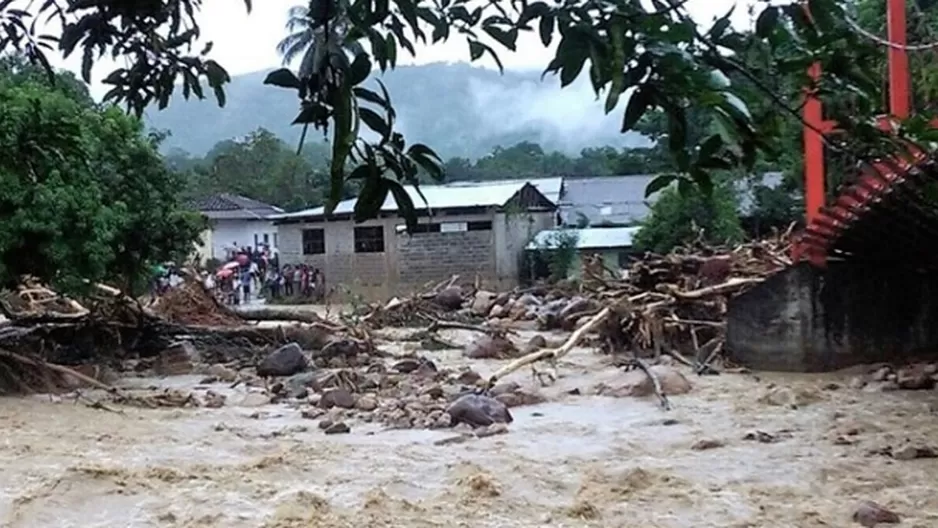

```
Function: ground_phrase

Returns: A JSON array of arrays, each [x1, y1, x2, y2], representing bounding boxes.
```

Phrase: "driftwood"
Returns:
[[233, 306, 333, 326], [485, 307, 613, 388], [628, 357, 671, 410]]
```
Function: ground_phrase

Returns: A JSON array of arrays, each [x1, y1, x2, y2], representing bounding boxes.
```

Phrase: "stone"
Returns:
[[522, 335, 547, 354], [301, 408, 325, 420], [238, 392, 271, 407], [691, 439, 725, 450], [605, 365, 692, 398], [871, 366, 892, 382], [488, 304, 506, 319], [319, 388, 356, 409], [207, 363, 238, 383], [490, 381, 520, 396], [356, 395, 378, 411], [257, 342, 308, 377], [852, 500, 900, 527], [323, 422, 351, 435], [471, 290, 497, 316], [892, 443, 938, 461], [203, 390, 226, 408], [897, 365, 935, 390], [454, 369, 483, 385], [447, 393, 513, 428], [433, 287, 464, 311], [464, 334, 516, 359], [285, 372, 320, 398], [392, 358, 422, 373], [154, 341, 198, 376]]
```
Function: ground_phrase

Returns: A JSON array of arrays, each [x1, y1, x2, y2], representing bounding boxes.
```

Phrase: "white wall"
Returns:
[[209, 219, 278, 260]]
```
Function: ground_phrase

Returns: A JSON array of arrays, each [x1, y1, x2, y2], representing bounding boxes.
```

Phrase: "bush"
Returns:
[[634, 183, 743, 254]]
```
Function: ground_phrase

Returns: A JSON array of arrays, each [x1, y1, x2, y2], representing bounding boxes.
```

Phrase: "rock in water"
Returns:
[[447, 393, 513, 428], [852, 500, 900, 526], [257, 342, 308, 377], [464, 334, 516, 359]]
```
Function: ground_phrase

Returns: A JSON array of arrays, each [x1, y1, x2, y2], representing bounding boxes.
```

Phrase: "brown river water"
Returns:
[[2, 325, 938, 527]]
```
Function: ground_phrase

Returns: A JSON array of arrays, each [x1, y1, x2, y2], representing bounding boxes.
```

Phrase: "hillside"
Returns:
[[144, 62, 647, 160]]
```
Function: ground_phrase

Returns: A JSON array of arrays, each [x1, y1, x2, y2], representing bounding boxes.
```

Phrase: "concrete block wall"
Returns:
[[397, 229, 496, 289], [726, 261, 938, 372]]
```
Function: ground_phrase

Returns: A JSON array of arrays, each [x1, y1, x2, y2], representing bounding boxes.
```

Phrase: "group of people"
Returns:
[[206, 243, 325, 305]]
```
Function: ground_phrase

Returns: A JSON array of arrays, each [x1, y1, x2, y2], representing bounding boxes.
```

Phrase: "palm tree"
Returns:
[[276, 2, 355, 79]]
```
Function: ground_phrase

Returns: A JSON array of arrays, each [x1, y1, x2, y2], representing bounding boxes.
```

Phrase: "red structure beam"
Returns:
[[797, 0, 915, 266]]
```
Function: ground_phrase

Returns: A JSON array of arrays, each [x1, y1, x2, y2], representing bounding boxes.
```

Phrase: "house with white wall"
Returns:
[[190, 193, 283, 263]]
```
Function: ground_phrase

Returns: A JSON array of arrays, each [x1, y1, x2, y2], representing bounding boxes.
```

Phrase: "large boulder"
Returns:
[[257, 342, 308, 377], [446, 393, 513, 428], [601, 365, 692, 398], [470, 290, 497, 316], [433, 286, 464, 311], [464, 334, 517, 359]]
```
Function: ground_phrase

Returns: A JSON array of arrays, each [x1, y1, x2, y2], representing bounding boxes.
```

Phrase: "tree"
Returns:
[[633, 182, 744, 254], [0, 59, 204, 294], [0, 0, 913, 230], [175, 128, 358, 211]]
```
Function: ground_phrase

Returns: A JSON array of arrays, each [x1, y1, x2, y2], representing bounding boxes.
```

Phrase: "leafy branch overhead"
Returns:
[[0, 0, 920, 227]]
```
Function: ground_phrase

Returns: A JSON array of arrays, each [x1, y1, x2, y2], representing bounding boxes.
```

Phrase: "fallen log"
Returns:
[[232, 306, 334, 326], [485, 307, 612, 388]]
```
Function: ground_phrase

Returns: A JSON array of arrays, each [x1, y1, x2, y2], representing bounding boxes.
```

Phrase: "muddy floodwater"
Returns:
[[2, 325, 938, 527]]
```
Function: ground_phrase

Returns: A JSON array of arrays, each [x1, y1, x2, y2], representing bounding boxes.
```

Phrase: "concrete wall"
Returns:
[[193, 229, 213, 265], [278, 210, 550, 300], [209, 219, 279, 260], [493, 211, 555, 289], [726, 262, 938, 372]]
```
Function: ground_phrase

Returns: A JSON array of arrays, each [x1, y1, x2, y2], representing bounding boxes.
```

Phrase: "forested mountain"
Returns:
[[145, 62, 648, 159]]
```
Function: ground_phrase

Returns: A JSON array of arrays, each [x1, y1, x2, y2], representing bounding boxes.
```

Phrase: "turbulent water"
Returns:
[[2, 335, 938, 527]]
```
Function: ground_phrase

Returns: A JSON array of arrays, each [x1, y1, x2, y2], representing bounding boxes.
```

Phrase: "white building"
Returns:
[[190, 193, 283, 262]]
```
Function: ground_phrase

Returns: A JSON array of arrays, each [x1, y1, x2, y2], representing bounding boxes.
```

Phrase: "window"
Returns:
[[467, 221, 493, 231], [263, 233, 269, 244], [354, 226, 385, 253], [253, 234, 259, 248], [273, 233, 278, 248], [302, 229, 325, 255]]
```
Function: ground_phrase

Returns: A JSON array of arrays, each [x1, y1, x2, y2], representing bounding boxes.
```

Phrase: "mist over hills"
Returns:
[[145, 62, 648, 160]]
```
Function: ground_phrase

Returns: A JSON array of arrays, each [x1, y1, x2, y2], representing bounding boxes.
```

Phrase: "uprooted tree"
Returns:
[[0, 0, 927, 231], [0, 57, 205, 296]]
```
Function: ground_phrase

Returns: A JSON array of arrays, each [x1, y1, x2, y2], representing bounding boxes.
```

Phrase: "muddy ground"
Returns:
[[1, 308, 937, 527]]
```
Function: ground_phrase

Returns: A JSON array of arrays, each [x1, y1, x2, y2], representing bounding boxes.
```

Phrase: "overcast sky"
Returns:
[[41, 0, 755, 98]]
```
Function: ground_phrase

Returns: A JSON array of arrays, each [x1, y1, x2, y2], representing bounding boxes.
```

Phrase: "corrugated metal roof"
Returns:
[[558, 175, 659, 226], [190, 193, 284, 214], [272, 177, 563, 220], [526, 226, 643, 250]]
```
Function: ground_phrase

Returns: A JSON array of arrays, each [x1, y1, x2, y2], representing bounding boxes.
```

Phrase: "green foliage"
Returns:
[[634, 183, 744, 254], [0, 59, 204, 294], [173, 128, 357, 212], [534, 229, 581, 282]]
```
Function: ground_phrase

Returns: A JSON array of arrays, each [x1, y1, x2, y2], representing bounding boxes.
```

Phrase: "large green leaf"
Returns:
[[263, 68, 301, 89]]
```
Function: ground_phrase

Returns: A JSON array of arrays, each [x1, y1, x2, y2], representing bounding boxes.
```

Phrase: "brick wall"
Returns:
[[396, 228, 495, 293]]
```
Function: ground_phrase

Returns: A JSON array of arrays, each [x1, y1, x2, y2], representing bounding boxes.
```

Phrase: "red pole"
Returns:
[[887, 0, 909, 118], [803, 61, 825, 225]]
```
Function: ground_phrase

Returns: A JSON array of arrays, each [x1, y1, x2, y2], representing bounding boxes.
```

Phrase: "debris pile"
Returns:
[[369, 230, 794, 373], [149, 278, 243, 326]]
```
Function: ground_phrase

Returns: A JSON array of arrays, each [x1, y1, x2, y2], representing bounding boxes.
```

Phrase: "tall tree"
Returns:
[[0, 58, 204, 294]]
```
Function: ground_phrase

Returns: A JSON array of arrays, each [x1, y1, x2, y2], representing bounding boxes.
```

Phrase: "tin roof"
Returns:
[[189, 193, 283, 220], [526, 226, 643, 250], [558, 175, 659, 226], [272, 177, 563, 220]]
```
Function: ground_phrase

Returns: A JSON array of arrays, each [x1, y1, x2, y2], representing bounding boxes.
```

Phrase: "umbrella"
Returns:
[[216, 268, 234, 279], [220, 261, 239, 271]]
